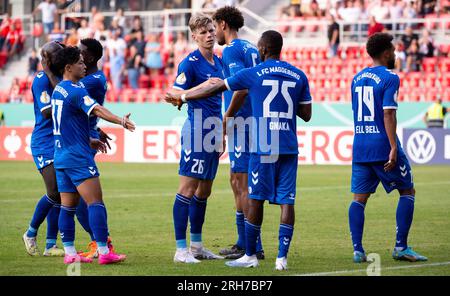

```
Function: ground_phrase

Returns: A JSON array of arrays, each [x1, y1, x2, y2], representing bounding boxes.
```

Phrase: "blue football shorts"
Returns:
[[247, 154, 298, 205], [228, 128, 250, 174], [32, 153, 54, 172], [55, 166, 100, 193], [351, 154, 414, 194]]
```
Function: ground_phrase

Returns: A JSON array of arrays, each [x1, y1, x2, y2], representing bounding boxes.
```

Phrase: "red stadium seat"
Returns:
[[438, 58, 450, 73], [424, 73, 438, 88], [138, 74, 151, 88], [405, 72, 422, 88], [424, 88, 439, 102], [422, 58, 436, 73]]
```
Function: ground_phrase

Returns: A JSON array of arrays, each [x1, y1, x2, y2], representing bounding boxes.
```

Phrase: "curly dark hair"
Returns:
[[80, 38, 103, 63], [53, 46, 81, 76], [212, 6, 244, 31], [366, 33, 394, 59]]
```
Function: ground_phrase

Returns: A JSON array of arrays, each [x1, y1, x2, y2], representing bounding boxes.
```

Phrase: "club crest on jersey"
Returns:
[[176, 72, 187, 85], [40, 91, 50, 104], [83, 95, 94, 106]]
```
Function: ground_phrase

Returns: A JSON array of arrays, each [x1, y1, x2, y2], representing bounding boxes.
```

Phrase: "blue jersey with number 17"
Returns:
[[351, 65, 405, 163], [222, 39, 260, 118], [225, 59, 312, 155], [51, 80, 99, 169]]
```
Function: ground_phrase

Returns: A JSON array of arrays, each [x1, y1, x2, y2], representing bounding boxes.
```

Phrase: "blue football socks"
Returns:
[[27, 194, 56, 237], [245, 220, 261, 256], [76, 197, 95, 241], [45, 204, 60, 249], [189, 195, 207, 245], [88, 202, 109, 247], [173, 193, 190, 249], [235, 211, 245, 249], [278, 223, 294, 258], [395, 195, 415, 250], [349, 200, 366, 253]]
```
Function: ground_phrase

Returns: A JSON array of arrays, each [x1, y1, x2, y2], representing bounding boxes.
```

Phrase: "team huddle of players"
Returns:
[[24, 6, 426, 269]]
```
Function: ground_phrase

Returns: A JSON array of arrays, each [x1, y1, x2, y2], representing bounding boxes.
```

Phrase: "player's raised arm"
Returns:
[[91, 105, 135, 131]]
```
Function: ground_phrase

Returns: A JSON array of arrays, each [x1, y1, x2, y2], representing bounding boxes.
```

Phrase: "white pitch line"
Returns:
[[295, 261, 450, 276]]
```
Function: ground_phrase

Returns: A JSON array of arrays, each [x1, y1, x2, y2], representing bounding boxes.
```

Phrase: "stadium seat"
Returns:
[[138, 74, 151, 88], [438, 58, 450, 73], [422, 58, 436, 73], [424, 88, 439, 102], [405, 72, 422, 88], [424, 73, 438, 88]]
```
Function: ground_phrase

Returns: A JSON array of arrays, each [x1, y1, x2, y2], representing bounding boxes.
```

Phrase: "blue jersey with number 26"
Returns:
[[51, 80, 99, 169], [351, 66, 405, 163], [225, 59, 312, 155]]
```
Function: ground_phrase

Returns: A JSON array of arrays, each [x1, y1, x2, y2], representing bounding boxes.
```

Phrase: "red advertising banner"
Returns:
[[0, 127, 124, 162]]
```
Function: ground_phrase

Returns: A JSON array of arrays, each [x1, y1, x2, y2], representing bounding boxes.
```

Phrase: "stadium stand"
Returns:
[[0, 0, 449, 103]]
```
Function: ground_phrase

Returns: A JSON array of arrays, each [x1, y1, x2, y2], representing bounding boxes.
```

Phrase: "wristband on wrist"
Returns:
[[181, 93, 187, 103]]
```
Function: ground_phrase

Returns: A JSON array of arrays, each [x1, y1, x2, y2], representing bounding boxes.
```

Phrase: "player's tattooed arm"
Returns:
[[92, 105, 136, 131], [384, 109, 398, 172]]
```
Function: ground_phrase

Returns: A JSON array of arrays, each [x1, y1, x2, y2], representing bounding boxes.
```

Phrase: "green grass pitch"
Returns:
[[0, 161, 449, 276]]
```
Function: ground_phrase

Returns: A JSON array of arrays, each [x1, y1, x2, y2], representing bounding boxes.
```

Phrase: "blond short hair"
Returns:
[[188, 13, 213, 33]]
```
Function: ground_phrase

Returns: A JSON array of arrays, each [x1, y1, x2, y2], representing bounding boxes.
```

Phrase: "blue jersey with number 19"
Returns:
[[51, 80, 99, 169], [351, 66, 405, 163], [225, 59, 312, 155]]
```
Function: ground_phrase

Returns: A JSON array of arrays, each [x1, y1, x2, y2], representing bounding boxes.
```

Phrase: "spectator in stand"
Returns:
[[401, 26, 418, 51], [278, 0, 301, 19], [47, 22, 64, 42], [65, 27, 79, 46], [9, 77, 22, 103], [394, 40, 406, 72], [421, 0, 436, 15], [173, 31, 189, 65], [370, 0, 390, 22], [109, 19, 124, 38], [29, 48, 39, 77], [94, 22, 109, 41], [368, 15, 385, 36], [133, 31, 147, 57], [338, 0, 362, 39], [107, 29, 127, 90], [91, 6, 105, 33], [418, 29, 435, 57], [202, 0, 217, 9], [5, 23, 22, 58], [128, 16, 144, 45], [145, 33, 163, 76], [77, 18, 93, 40], [0, 14, 12, 51], [113, 7, 127, 29], [327, 13, 340, 58], [33, 0, 58, 35], [406, 39, 422, 72], [389, 0, 404, 30], [125, 44, 142, 90]]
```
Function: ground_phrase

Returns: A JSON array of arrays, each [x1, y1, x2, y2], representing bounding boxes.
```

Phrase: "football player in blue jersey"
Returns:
[[51, 46, 134, 264], [165, 30, 312, 270], [348, 33, 427, 263], [212, 6, 265, 260], [168, 13, 225, 263], [76, 38, 116, 259], [23, 41, 67, 257]]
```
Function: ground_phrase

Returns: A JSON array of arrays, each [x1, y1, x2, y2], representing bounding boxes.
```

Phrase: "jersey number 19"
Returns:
[[355, 86, 374, 122]]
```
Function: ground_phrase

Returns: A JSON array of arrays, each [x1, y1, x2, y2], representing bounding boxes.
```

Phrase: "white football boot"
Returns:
[[225, 254, 259, 268], [275, 256, 288, 270], [173, 249, 201, 264]]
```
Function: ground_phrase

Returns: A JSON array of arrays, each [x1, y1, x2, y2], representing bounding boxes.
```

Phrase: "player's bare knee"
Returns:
[[399, 187, 415, 197]]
